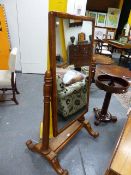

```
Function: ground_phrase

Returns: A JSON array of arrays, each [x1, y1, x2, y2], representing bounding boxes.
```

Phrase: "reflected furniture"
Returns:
[[69, 43, 96, 81], [108, 40, 131, 53], [56, 74, 87, 118], [95, 38, 112, 57], [105, 112, 131, 175], [119, 48, 131, 66], [97, 65, 131, 79], [0, 48, 19, 104], [26, 11, 99, 175], [94, 74, 129, 125], [69, 43, 92, 67]]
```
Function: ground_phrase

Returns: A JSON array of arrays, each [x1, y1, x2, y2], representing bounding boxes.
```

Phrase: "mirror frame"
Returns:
[[49, 11, 95, 137]]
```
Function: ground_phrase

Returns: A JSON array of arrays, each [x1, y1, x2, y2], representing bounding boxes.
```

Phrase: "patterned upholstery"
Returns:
[[56, 75, 87, 118]]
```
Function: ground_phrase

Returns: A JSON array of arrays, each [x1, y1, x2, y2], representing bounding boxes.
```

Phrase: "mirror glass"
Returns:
[[55, 17, 93, 131]]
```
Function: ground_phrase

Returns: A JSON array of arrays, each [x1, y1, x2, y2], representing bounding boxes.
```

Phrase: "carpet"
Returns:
[[0, 74, 128, 175], [114, 90, 131, 109]]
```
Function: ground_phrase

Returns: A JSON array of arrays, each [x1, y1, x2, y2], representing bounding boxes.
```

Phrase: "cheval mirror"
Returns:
[[26, 11, 99, 175]]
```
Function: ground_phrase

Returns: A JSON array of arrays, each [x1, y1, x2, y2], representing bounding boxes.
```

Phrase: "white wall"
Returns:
[[64, 20, 92, 46], [67, 0, 87, 16], [56, 19, 92, 55], [0, 0, 21, 71], [0, 0, 48, 73], [17, 0, 48, 73]]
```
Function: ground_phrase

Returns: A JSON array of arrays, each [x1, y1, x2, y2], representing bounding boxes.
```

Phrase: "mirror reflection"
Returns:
[[55, 18, 93, 131]]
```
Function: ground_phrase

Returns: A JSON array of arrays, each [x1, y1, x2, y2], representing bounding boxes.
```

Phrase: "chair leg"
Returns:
[[119, 55, 122, 65], [12, 89, 19, 105], [15, 82, 20, 94], [11, 76, 19, 105]]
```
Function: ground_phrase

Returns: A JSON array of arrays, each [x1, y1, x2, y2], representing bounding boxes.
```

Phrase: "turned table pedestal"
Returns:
[[94, 75, 129, 126]]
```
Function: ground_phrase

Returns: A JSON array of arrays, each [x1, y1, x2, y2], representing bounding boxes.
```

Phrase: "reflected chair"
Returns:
[[95, 37, 112, 57], [56, 72, 87, 118], [0, 48, 19, 104], [119, 49, 131, 66]]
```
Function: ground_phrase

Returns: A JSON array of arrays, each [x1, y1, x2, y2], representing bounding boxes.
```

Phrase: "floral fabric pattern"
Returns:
[[56, 75, 87, 118]]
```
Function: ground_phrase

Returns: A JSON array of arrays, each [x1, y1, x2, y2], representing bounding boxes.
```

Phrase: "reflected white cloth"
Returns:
[[101, 50, 112, 55], [124, 54, 131, 58], [63, 70, 85, 85]]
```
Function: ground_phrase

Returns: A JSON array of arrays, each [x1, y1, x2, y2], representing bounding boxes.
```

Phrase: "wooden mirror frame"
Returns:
[[26, 11, 99, 175], [51, 12, 96, 136]]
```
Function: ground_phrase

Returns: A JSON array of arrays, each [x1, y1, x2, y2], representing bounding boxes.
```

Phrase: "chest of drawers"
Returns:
[[69, 44, 92, 68]]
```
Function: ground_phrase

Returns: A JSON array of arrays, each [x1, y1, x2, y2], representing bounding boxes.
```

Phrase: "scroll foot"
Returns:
[[83, 120, 99, 138], [51, 157, 68, 175]]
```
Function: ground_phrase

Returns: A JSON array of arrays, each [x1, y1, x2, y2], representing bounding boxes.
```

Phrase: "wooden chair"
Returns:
[[0, 48, 19, 104], [95, 37, 112, 57], [119, 48, 131, 66]]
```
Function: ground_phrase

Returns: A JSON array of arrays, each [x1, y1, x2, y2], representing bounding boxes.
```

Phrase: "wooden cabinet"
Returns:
[[69, 44, 92, 68]]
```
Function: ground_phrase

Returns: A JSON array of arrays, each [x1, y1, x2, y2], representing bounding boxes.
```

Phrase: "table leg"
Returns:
[[93, 92, 117, 125]]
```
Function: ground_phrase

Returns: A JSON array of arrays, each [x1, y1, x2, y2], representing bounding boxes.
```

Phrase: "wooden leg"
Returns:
[[26, 140, 68, 175], [83, 120, 99, 138], [15, 82, 20, 94], [12, 88, 19, 105], [11, 73, 19, 105], [78, 118, 99, 138], [51, 157, 68, 175], [26, 140, 38, 152]]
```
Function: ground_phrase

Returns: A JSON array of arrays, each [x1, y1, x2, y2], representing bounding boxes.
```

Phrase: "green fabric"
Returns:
[[56, 74, 87, 118]]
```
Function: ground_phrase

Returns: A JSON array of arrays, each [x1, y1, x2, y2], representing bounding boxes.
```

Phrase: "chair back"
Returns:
[[8, 48, 17, 72]]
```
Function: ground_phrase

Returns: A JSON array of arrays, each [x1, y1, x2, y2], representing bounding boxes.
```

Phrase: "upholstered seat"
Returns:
[[0, 48, 19, 104], [56, 74, 87, 118], [0, 70, 16, 88], [95, 38, 112, 57], [101, 50, 112, 55]]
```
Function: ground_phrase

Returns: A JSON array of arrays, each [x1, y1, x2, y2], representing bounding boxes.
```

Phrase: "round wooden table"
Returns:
[[94, 74, 130, 125]]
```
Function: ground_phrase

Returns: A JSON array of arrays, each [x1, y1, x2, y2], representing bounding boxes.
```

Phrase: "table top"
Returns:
[[97, 65, 131, 79], [110, 113, 131, 175], [108, 40, 131, 49]]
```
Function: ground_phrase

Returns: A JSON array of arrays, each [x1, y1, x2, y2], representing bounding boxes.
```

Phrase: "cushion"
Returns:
[[81, 66, 89, 76], [56, 75, 65, 91], [63, 70, 85, 85], [124, 54, 131, 58], [57, 78, 87, 118], [0, 70, 15, 88]]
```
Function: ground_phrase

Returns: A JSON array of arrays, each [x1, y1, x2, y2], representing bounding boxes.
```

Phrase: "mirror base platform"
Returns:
[[94, 108, 117, 126], [26, 119, 99, 175]]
